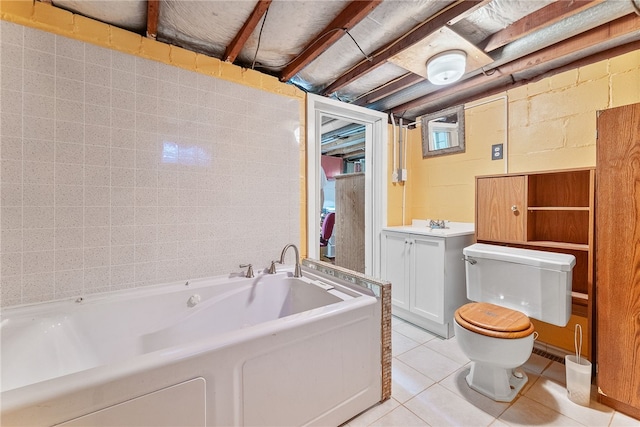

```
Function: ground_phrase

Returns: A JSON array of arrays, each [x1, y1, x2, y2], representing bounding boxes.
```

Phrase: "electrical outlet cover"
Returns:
[[492, 143, 503, 160]]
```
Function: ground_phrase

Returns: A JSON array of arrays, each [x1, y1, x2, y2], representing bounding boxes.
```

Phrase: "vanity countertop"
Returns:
[[383, 220, 475, 238]]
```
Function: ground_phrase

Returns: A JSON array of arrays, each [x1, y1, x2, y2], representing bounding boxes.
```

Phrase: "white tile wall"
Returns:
[[0, 22, 301, 306]]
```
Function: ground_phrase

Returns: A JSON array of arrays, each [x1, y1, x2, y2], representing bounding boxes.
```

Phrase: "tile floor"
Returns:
[[344, 316, 640, 427]]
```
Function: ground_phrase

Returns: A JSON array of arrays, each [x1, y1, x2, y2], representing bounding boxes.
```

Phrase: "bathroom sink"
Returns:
[[383, 221, 474, 238]]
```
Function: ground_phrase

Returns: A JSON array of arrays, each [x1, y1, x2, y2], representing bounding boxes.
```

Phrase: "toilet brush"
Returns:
[[574, 324, 582, 364], [566, 323, 591, 405]]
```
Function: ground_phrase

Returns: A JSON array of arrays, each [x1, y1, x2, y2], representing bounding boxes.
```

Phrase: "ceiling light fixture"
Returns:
[[426, 50, 467, 85]]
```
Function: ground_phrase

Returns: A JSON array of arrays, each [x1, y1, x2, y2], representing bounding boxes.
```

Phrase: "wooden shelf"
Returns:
[[572, 291, 589, 302], [528, 206, 589, 211], [525, 241, 589, 251]]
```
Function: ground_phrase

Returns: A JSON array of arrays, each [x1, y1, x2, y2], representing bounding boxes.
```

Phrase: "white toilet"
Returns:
[[454, 243, 576, 402]]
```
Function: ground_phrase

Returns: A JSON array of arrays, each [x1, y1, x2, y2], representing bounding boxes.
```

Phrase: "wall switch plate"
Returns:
[[492, 143, 503, 160]]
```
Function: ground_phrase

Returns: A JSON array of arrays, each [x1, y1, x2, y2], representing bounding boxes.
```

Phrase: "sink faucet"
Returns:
[[279, 244, 302, 278], [429, 219, 446, 229]]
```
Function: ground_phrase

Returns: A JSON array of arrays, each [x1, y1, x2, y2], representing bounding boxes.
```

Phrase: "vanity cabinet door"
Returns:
[[381, 232, 410, 310], [411, 237, 445, 324], [476, 175, 525, 242]]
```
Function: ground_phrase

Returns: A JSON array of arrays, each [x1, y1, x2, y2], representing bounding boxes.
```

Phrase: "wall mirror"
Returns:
[[421, 105, 465, 157]]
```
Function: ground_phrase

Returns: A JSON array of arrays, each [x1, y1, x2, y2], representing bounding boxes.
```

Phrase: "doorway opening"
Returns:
[[306, 94, 388, 277]]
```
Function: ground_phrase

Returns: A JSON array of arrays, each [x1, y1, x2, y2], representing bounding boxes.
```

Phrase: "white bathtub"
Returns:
[[1, 266, 383, 426]]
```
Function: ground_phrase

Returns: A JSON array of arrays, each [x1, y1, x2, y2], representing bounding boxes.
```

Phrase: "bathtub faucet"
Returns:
[[279, 244, 302, 278]]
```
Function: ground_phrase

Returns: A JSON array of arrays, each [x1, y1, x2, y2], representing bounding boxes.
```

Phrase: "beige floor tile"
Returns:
[[405, 384, 496, 427], [424, 335, 470, 365], [498, 395, 584, 426], [439, 367, 511, 419], [525, 375, 614, 427], [610, 411, 640, 426], [393, 330, 422, 357], [397, 345, 464, 382], [351, 325, 640, 427], [343, 398, 400, 427], [392, 315, 408, 327], [392, 359, 435, 404], [369, 405, 430, 427], [522, 352, 551, 375], [541, 360, 566, 385], [519, 370, 541, 396], [393, 321, 438, 344]]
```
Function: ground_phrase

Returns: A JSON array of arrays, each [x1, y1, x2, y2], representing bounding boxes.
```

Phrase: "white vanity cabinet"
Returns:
[[381, 224, 474, 338]]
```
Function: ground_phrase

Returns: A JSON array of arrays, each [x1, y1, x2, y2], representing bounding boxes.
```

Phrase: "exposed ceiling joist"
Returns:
[[354, 73, 424, 106], [44, 0, 638, 123], [280, 0, 382, 82], [445, 0, 493, 25], [321, 0, 484, 95], [322, 122, 364, 140], [483, 0, 604, 52], [223, 0, 272, 63], [326, 144, 365, 157], [322, 133, 365, 152], [390, 13, 640, 115], [146, 0, 159, 39]]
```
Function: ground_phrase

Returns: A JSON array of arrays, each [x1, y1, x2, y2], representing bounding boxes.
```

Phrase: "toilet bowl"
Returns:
[[454, 302, 536, 401], [456, 244, 576, 402]]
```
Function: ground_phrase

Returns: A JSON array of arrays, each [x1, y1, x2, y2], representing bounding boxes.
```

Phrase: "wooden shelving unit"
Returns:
[[475, 167, 595, 355], [334, 173, 365, 274]]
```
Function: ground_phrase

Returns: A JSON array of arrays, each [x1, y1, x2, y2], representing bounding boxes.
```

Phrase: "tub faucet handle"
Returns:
[[239, 263, 254, 278], [268, 261, 277, 274]]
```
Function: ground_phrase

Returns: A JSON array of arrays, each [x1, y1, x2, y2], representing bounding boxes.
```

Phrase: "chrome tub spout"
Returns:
[[279, 244, 302, 278]]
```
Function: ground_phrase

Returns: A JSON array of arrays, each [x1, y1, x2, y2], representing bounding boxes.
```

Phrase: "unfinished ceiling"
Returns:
[[51, 0, 640, 123]]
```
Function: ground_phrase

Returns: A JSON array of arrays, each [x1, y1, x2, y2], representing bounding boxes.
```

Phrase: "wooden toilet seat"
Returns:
[[455, 302, 535, 339]]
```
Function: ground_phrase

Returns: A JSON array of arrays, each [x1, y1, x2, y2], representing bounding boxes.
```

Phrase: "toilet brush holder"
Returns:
[[565, 324, 591, 406], [565, 355, 591, 406]]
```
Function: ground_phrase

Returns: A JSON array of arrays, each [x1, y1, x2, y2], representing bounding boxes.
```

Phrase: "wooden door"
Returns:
[[596, 102, 640, 419], [476, 176, 526, 242]]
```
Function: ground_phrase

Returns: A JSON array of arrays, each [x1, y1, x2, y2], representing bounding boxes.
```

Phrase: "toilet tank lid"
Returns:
[[463, 243, 576, 271]]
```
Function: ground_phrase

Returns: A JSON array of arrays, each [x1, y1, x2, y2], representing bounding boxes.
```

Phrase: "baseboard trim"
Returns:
[[533, 341, 571, 364]]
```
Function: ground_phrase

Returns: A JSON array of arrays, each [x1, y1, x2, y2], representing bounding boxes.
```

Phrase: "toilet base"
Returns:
[[465, 363, 528, 402]]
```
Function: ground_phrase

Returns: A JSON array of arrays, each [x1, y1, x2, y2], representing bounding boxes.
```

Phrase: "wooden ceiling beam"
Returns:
[[280, 0, 383, 82], [446, 0, 493, 25], [322, 0, 484, 96], [224, 0, 272, 63], [353, 73, 424, 106], [146, 0, 160, 39], [483, 0, 604, 52], [390, 13, 640, 115]]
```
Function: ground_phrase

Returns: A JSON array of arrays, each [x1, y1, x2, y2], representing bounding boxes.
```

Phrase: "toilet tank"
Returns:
[[463, 243, 576, 327]]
